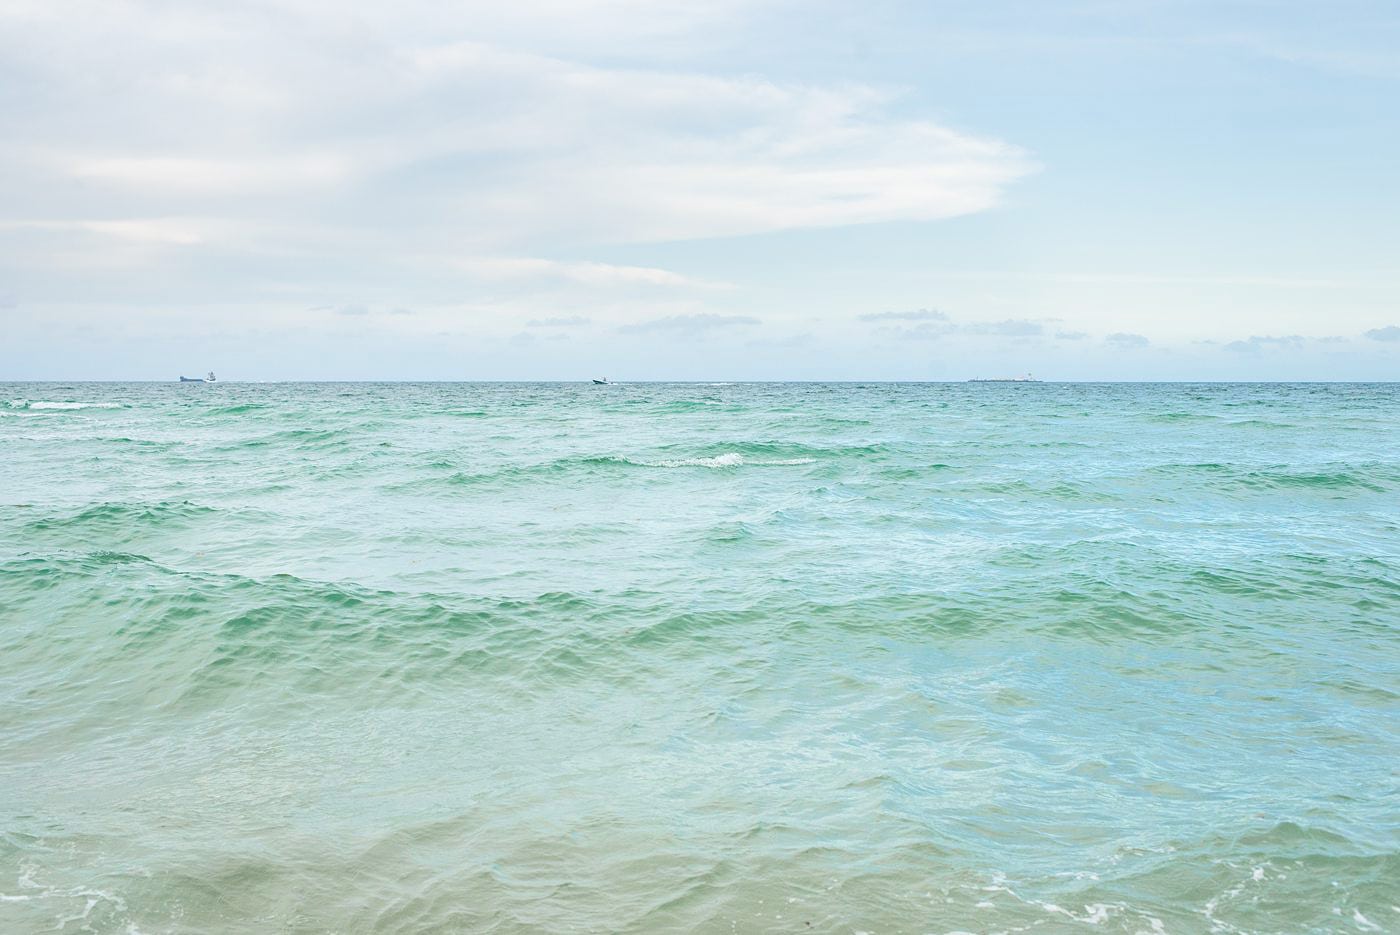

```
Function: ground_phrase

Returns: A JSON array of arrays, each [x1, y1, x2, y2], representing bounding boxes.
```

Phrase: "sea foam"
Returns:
[[639, 452, 817, 468]]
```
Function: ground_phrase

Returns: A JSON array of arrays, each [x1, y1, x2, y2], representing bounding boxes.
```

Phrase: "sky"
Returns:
[[1, 0, 1397, 380]]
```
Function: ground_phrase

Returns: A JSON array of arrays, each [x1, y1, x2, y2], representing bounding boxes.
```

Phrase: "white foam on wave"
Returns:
[[2, 863, 129, 926], [640, 452, 816, 468], [1035, 902, 1115, 925], [1353, 910, 1382, 932], [8, 400, 127, 411]]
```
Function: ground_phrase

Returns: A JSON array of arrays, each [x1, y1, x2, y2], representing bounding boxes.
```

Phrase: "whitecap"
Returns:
[[1354, 910, 1382, 932], [638, 452, 816, 468]]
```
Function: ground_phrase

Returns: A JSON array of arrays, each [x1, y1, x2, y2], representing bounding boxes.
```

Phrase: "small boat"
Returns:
[[180, 372, 217, 383], [592, 377, 611, 385]]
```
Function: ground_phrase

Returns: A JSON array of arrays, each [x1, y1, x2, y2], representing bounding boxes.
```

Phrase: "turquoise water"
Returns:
[[1, 381, 1397, 934]]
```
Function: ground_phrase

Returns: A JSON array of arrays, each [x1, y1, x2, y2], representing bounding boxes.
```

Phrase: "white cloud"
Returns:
[[0, 218, 208, 245], [863, 314, 1049, 340], [618, 313, 760, 334], [859, 308, 948, 322], [457, 257, 721, 288], [962, 319, 1044, 337], [69, 155, 355, 194], [0, 1, 1032, 260], [526, 316, 590, 328], [1223, 334, 1306, 353]]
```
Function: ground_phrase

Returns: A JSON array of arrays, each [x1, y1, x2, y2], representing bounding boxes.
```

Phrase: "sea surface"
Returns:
[[1, 381, 1397, 934]]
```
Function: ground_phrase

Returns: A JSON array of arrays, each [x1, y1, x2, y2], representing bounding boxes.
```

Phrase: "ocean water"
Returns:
[[1, 381, 1397, 934]]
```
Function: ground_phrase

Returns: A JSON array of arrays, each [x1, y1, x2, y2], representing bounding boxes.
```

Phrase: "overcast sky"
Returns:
[[2, 0, 1397, 380]]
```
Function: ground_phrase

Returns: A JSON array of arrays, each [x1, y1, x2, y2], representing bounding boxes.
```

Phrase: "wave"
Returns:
[[1144, 462, 1394, 493], [385, 450, 820, 492], [204, 403, 271, 415], [630, 452, 815, 468], [647, 399, 745, 413], [232, 426, 357, 450], [16, 501, 278, 542], [3, 400, 127, 411]]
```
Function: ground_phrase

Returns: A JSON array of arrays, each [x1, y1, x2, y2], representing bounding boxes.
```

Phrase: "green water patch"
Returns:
[[1237, 467, 1392, 493], [0, 555, 699, 721], [224, 426, 360, 451], [380, 448, 830, 494], [1136, 461, 1397, 496], [21, 500, 220, 535], [3, 381, 1399, 934], [202, 402, 273, 416]]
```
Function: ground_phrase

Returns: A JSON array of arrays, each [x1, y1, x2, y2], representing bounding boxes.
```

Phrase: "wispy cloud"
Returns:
[[0, 218, 209, 245], [1223, 334, 1305, 353], [1105, 332, 1150, 348], [858, 308, 948, 322], [1210, 33, 1400, 81], [1, 3, 1033, 262], [619, 313, 760, 334], [69, 155, 354, 195], [963, 319, 1043, 336], [526, 315, 591, 328], [866, 314, 1047, 339], [458, 257, 721, 288], [329, 304, 414, 317], [748, 332, 816, 348], [1364, 325, 1400, 342]]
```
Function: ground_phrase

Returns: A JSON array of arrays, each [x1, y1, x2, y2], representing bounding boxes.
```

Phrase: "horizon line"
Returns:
[[3, 379, 1398, 385]]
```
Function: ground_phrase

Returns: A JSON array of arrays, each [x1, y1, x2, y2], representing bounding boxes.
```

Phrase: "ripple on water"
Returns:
[[1, 381, 1397, 932]]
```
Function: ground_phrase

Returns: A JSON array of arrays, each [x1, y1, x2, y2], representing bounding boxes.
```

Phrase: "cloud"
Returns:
[[1217, 35, 1400, 82], [618, 313, 760, 334], [458, 257, 719, 288], [0, 1, 1034, 265], [0, 218, 209, 245], [748, 333, 816, 348], [331, 304, 413, 317], [526, 315, 592, 328], [859, 308, 948, 322], [963, 319, 1042, 336], [69, 155, 354, 195], [1223, 334, 1305, 353], [869, 316, 1045, 340], [1105, 332, 1150, 348], [1364, 325, 1400, 342], [876, 324, 946, 341]]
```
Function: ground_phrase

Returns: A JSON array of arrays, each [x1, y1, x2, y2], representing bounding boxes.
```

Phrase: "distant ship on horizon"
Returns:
[[968, 373, 1038, 383], [180, 372, 217, 383]]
